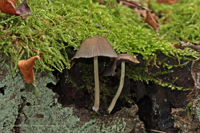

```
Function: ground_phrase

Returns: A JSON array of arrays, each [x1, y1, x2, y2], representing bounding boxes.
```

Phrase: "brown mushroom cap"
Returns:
[[72, 36, 118, 59], [103, 54, 139, 76], [117, 54, 140, 64]]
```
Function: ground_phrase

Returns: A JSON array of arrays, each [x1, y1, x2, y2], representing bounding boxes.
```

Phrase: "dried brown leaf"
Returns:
[[145, 11, 159, 30], [8, 0, 17, 4], [0, 0, 17, 15], [162, 11, 173, 24], [0, 0, 31, 19], [15, 0, 31, 19]]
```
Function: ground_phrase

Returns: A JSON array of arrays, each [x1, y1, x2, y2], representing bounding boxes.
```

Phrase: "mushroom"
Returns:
[[72, 36, 117, 112], [107, 54, 139, 113]]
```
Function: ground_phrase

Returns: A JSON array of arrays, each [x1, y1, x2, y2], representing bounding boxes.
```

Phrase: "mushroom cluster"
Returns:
[[72, 36, 118, 112], [72, 36, 139, 113]]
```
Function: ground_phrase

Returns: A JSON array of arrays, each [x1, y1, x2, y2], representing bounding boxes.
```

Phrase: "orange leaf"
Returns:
[[18, 55, 40, 83], [0, 0, 31, 19], [157, 0, 179, 4], [145, 11, 159, 30], [32, 49, 43, 55], [8, 0, 18, 4], [166, 0, 179, 4], [0, 0, 17, 15], [162, 11, 173, 24]]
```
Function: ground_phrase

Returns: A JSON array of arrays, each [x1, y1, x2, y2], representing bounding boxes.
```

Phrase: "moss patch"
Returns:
[[149, 0, 200, 42], [0, 0, 197, 73]]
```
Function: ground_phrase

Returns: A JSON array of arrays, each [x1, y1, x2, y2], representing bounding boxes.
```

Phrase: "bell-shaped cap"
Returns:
[[117, 54, 140, 64], [72, 36, 117, 59], [103, 54, 139, 76]]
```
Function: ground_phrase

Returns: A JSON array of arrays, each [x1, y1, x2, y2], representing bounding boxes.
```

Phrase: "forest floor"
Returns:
[[0, 0, 200, 133]]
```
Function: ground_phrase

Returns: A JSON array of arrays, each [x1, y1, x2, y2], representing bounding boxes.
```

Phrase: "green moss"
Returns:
[[0, 0, 197, 74], [149, 0, 200, 42]]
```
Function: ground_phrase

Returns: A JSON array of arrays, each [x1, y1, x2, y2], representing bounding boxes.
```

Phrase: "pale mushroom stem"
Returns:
[[107, 61, 125, 113], [92, 56, 100, 112]]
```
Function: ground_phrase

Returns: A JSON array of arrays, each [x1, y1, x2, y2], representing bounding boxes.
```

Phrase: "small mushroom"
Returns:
[[107, 54, 139, 113], [72, 36, 117, 112]]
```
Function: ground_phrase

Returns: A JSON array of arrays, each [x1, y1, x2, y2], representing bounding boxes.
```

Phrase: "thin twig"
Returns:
[[150, 129, 166, 133], [18, 41, 26, 48], [0, 35, 21, 39], [166, 33, 181, 43], [160, 32, 169, 38], [122, 0, 150, 11], [166, 33, 200, 50]]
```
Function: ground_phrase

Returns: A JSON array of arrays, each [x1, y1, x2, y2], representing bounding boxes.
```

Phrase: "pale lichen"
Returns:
[[0, 60, 126, 133], [0, 60, 22, 132]]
